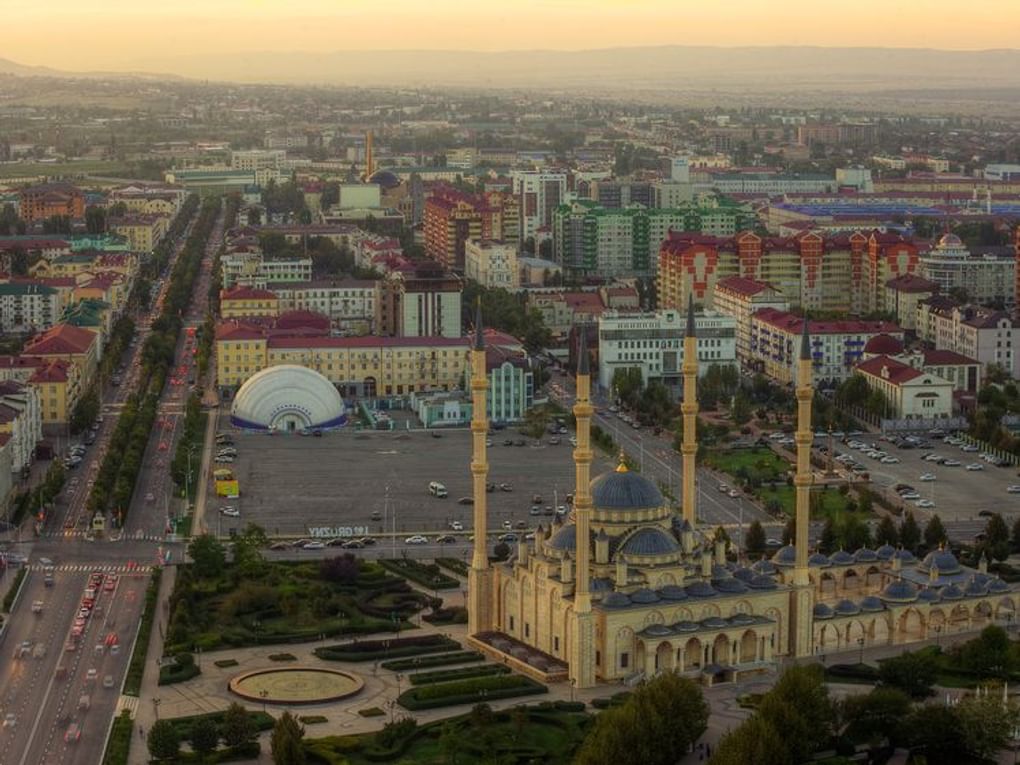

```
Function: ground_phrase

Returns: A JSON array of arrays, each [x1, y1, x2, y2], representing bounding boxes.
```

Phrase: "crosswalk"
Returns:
[[28, 563, 152, 573], [39, 530, 167, 543], [116, 696, 139, 717]]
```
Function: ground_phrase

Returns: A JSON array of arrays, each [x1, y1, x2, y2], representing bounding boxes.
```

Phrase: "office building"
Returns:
[[919, 233, 1015, 309], [511, 171, 568, 243]]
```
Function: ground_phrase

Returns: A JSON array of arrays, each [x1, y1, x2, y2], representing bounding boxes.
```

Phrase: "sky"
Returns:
[[4, 0, 1018, 72]]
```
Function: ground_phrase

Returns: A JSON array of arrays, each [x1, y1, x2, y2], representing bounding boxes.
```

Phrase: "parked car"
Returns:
[[450, 520, 464, 531], [966, 463, 984, 471], [435, 535, 456, 544], [919, 473, 936, 481], [302, 541, 325, 550], [404, 535, 428, 545], [220, 507, 240, 517]]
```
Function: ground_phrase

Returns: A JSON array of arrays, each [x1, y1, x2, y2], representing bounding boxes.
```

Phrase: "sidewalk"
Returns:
[[191, 407, 218, 536]]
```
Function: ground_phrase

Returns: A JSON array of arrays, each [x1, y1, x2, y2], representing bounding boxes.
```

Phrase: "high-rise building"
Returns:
[[920, 233, 1015, 309], [511, 171, 568, 244], [377, 261, 462, 339], [423, 186, 519, 271]]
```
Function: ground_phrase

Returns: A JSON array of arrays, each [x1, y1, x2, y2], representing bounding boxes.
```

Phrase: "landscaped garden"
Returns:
[[378, 558, 461, 590], [398, 673, 548, 710], [304, 701, 590, 764], [166, 534, 427, 653], [314, 634, 461, 663]]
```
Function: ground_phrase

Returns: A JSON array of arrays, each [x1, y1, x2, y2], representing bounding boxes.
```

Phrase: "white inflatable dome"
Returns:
[[230, 364, 346, 431]]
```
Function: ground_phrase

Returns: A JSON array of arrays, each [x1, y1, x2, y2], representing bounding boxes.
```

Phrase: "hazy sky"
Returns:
[[5, 0, 1018, 72]]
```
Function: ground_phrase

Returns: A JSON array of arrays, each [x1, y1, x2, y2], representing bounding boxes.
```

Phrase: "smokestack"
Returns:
[[365, 130, 374, 181]]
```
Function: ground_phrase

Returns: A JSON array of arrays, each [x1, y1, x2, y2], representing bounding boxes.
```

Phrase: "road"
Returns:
[[0, 201, 218, 764]]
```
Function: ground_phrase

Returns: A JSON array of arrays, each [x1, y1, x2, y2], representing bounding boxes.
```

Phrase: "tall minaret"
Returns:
[[793, 318, 813, 586], [467, 303, 492, 636], [680, 299, 699, 526], [570, 330, 596, 688]]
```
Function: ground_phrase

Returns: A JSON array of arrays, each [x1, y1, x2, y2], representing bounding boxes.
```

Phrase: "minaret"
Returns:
[[467, 302, 493, 636], [680, 299, 699, 526], [793, 318, 813, 586], [570, 330, 596, 689], [790, 318, 816, 658]]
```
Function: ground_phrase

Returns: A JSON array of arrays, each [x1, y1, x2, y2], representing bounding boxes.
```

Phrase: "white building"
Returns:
[[0, 380, 41, 475], [919, 233, 1015, 309], [711, 277, 789, 366], [670, 157, 691, 183], [652, 181, 694, 208], [597, 309, 737, 396], [0, 283, 66, 333], [917, 299, 1019, 378], [511, 171, 568, 242], [269, 279, 378, 334], [231, 149, 286, 172], [464, 239, 519, 289], [854, 355, 954, 420], [221, 251, 313, 289]]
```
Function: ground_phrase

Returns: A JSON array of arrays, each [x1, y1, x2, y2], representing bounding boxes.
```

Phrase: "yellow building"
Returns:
[[108, 214, 169, 253], [215, 320, 470, 397], [0, 356, 81, 425], [219, 286, 280, 318], [22, 323, 99, 393], [465, 306, 1018, 689]]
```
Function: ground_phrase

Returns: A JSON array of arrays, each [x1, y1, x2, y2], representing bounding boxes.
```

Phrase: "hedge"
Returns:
[[409, 663, 510, 686], [434, 557, 469, 577], [398, 674, 548, 710], [2, 567, 27, 612], [382, 650, 483, 671], [377, 559, 460, 590], [101, 710, 133, 765], [124, 568, 162, 696], [158, 662, 201, 685], [314, 634, 460, 663], [166, 710, 274, 741], [167, 742, 261, 764]]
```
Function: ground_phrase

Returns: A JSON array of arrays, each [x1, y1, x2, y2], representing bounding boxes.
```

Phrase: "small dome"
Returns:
[[989, 579, 1010, 594], [937, 232, 964, 249], [863, 334, 904, 355], [674, 621, 699, 632], [730, 613, 755, 626], [733, 567, 755, 582], [917, 588, 941, 603], [830, 550, 855, 566], [809, 552, 831, 567], [881, 580, 919, 603], [702, 617, 728, 629], [630, 588, 661, 604], [673, 517, 693, 533], [619, 527, 680, 557], [714, 578, 749, 594], [854, 548, 879, 563], [685, 581, 717, 598], [748, 574, 779, 590], [658, 585, 689, 601], [751, 559, 778, 575], [643, 623, 673, 637], [919, 549, 961, 575], [860, 596, 885, 612], [894, 548, 917, 564], [964, 576, 989, 597], [814, 603, 835, 619], [940, 584, 964, 600], [875, 544, 896, 560], [772, 545, 797, 566], [591, 467, 664, 511], [546, 524, 577, 552], [834, 599, 861, 616], [368, 170, 401, 190], [601, 591, 631, 608]]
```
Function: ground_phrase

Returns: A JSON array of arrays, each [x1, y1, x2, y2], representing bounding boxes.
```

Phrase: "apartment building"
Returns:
[[0, 283, 66, 333], [511, 171, 568, 243], [885, 274, 939, 331], [108, 214, 169, 253], [749, 308, 904, 384], [597, 309, 737, 395], [464, 239, 520, 289], [916, 299, 1019, 377], [18, 183, 85, 223], [231, 149, 286, 171], [377, 261, 462, 339], [221, 251, 313, 289], [0, 380, 41, 474], [919, 233, 1015, 308], [268, 279, 378, 335], [423, 186, 519, 271], [465, 344, 535, 423], [220, 286, 280, 318], [0, 356, 80, 425], [712, 277, 788, 365]]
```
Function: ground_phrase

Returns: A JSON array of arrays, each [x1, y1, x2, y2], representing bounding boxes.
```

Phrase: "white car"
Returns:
[[220, 507, 240, 517], [1008, 485, 1020, 494], [916, 499, 936, 509], [449, 520, 464, 531], [942, 459, 961, 467], [965, 463, 984, 471], [302, 541, 325, 550], [919, 473, 936, 482], [404, 535, 428, 545], [961, 444, 979, 453], [717, 484, 729, 493], [728, 490, 740, 498], [880, 457, 900, 464], [901, 491, 922, 500]]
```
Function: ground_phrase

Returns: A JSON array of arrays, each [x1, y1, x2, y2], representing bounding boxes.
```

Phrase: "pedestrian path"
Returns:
[[27, 563, 153, 573], [116, 695, 140, 717]]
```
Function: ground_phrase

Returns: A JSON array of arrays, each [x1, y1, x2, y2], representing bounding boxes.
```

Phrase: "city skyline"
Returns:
[[4, 0, 1019, 74]]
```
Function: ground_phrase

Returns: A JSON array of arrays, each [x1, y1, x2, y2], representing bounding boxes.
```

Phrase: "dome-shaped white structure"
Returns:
[[230, 365, 347, 431]]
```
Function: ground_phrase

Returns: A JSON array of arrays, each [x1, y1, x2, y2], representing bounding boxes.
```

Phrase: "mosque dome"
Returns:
[[860, 596, 885, 612], [643, 623, 673, 637], [813, 603, 835, 619], [546, 524, 577, 552], [936, 232, 964, 250], [829, 550, 855, 566], [674, 621, 699, 633], [989, 578, 1010, 594], [917, 588, 941, 603], [875, 544, 896, 561], [714, 578, 749, 594], [940, 584, 964, 600], [685, 581, 717, 598], [881, 580, 919, 603], [964, 576, 989, 597], [733, 567, 756, 582], [618, 527, 679, 557], [834, 599, 861, 616], [601, 592, 632, 608], [748, 575, 779, 590], [854, 548, 879, 563], [893, 548, 917, 564], [630, 588, 661, 604], [368, 170, 401, 190], [658, 585, 689, 601], [919, 548, 961, 575], [809, 552, 832, 567], [751, 559, 778, 576], [772, 545, 797, 566], [591, 464, 664, 511]]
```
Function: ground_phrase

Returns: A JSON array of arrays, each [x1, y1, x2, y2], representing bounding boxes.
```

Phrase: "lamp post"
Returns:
[[857, 636, 865, 665], [152, 698, 161, 720], [259, 689, 268, 713]]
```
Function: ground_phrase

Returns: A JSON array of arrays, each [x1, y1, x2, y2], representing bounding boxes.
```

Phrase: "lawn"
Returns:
[[0, 159, 131, 178], [305, 704, 591, 765], [758, 485, 858, 520], [165, 559, 425, 654], [704, 448, 791, 484]]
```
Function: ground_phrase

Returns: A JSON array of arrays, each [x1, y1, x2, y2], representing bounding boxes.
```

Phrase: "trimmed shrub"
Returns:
[[299, 715, 328, 725], [382, 651, 483, 671], [124, 568, 162, 696], [358, 707, 385, 717], [268, 653, 297, 662], [398, 674, 548, 710], [409, 664, 509, 686], [314, 634, 459, 663], [377, 559, 459, 590], [101, 710, 134, 765], [166, 710, 274, 741], [435, 557, 469, 577], [213, 659, 239, 668]]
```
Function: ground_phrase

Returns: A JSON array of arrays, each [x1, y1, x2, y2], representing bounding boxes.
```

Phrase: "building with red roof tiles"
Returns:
[[265, 279, 378, 335], [885, 273, 939, 331], [423, 185, 519, 270], [714, 276, 789, 364], [916, 299, 1019, 377], [749, 307, 904, 384], [23, 323, 99, 391], [18, 183, 84, 223], [527, 290, 606, 337], [853, 355, 953, 418], [0, 356, 80, 424]]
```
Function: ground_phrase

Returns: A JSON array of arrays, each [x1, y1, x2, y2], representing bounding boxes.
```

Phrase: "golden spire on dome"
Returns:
[[616, 452, 629, 472]]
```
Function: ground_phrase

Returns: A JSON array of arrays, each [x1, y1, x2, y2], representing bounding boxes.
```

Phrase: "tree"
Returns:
[[190, 716, 220, 757], [710, 715, 787, 765], [188, 534, 226, 579], [955, 693, 1020, 761], [745, 520, 766, 556], [879, 649, 937, 698], [840, 514, 871, 551], [575, 672, 708, 765], [757, 665, 834, 763], [985, 513, 1011, 561], [819, 517, 837, 554], [270, 710, 306, 765], [730, 392, 752, 425], [959, 625, 1016, 678], [319, 553, 359, 584], [923, 514, 948, 550], [221, 702, 257, 747], [233, 523, 269, 577], [84, 205, 107, 234], [899, 511, 921, 553], [246, 207, 262, 226], [874, 515, 899, 547], [904, 704, 968, 765], [147, 719, 181, 761], [781, 517, 796, 546], [839, 686, 911, 745], [257, 231, 289, 257]]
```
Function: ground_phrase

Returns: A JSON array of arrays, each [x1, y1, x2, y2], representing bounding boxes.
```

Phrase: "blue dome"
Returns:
[[591, 467, 664, 511], [658, 585, 689, 601], [674, 621, 699, 632], [643, 623, 673, 637], [835, 599, 861, 615], [875, 544, 896, 560], [748, 574, 778, 590], [702, 617, 727, 629], [830, 550, 855, 566], [591, 577, 614, 592], [894, 548, 917, 564], [964, 576, 989, 597], [751, 559, 778, 575], [881, 580, 919, 603], [920, 549, 961, 575], [809, 552, 831, 567], [368, 170, 401, 190], [630, 588, 661, 604], [601, 591, 631, 608], [989, 579, 1010, 594], [733, 567, 755, 582], [619, 527, 679, 557], [772, 545, 796, 566], [814, 603, 835, 619], [917, 588, 941, 603], [854, 548, 879, 563], [940, 584, 964, 600], [860, 596, 885, 612], [686, 581, 717, 598], [547, 524, 577, 552], [714, 577, 749, 594], [730, 613, 756, 626]]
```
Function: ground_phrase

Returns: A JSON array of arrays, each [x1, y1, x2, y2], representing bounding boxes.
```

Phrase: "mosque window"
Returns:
[[525, 623, 530, 638], [509, 616, 515, 631], [554, 637, 559, 652], [620, 652, 629, 668]]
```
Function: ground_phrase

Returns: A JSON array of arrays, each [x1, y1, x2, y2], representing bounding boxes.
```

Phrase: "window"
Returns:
[[509, 616, 515, 631], [525, 623, 530, 638], [554, 636, 559, 652], [620, 652, 629, 668]]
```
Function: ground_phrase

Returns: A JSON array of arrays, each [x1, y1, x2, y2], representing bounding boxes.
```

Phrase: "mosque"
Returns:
[[463, 302, 1020, 688]]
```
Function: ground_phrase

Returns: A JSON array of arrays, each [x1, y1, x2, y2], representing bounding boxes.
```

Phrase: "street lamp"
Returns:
[[152, 698, 161, 720], [857, 636, 865, 665], [260, 689, 268, 713]]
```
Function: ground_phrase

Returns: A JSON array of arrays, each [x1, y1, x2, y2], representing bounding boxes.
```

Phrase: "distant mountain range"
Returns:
[[5, 46, 1020, 92], [0, 57, 179, 81]]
